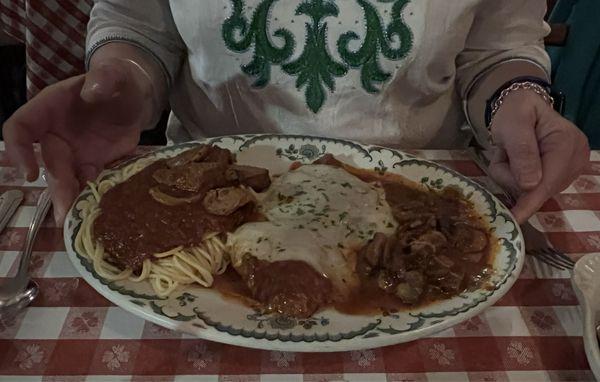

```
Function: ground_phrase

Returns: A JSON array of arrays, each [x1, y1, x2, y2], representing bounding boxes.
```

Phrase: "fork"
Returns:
[[0, 171, 52, 320], [467, 146, 575, 270]]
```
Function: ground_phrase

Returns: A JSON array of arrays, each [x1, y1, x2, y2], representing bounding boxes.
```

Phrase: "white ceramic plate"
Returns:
[[572, 253, 600, 380], [64, 134, 524, 352]]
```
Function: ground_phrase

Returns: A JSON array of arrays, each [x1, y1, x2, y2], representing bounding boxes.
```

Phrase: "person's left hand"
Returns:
[[488, 89, 590, 224]]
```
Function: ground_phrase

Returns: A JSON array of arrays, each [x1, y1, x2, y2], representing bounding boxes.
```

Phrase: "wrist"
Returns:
[[88, 56, 162, 130], [485, 77, 553, 128], [463, 60, 550, 147], [489, 89, 539, 136], [89, 43, 167, 125], [120, 58, 162, 127]]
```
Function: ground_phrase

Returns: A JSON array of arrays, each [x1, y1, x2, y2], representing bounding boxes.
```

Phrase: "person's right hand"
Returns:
[[3, 57, 156, 224]]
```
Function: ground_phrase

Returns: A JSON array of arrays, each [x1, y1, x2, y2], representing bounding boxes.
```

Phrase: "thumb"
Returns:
[[497, 127, 543, 191], [80, 59, 129, 104]]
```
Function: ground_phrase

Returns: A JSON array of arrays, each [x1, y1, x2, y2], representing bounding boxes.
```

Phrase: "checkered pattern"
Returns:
[[0, 0, 91, 98], [0, 145, 597, 381]]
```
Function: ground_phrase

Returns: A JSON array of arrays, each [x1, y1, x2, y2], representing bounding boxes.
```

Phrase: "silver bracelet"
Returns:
[[489, 81, 554, 128]]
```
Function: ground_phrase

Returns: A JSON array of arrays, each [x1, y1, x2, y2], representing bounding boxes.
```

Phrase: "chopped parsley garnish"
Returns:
[[277, 193, 294, 204]]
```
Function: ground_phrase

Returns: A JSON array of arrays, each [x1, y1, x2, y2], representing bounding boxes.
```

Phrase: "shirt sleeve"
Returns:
[[456, 0, 551, 100], [86, 0, 185, 87]]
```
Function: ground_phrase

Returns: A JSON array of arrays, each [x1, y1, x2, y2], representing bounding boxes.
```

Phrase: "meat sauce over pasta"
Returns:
[[93, 145, 271, 272]]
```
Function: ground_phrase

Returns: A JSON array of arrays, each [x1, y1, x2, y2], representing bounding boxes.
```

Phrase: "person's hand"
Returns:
[[3, 57, 156, 224], [489, 89, 590, 224]]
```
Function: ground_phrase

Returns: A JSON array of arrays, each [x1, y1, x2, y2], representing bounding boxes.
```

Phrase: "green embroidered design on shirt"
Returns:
[[281, 0, 347, 113], [222, 0, 414, 112], [338, 0, 413, 93], [222, 0, 295, 87]]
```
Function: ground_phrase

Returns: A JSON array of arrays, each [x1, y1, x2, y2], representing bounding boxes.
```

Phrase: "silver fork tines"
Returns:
[[529, 248, 576, 270]]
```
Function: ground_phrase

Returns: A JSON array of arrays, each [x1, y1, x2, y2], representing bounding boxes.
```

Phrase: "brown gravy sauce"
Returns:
[[212, 165, 497, 316]]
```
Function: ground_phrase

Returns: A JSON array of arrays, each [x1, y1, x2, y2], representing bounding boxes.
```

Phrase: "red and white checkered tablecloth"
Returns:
[[0, 0, 91, 99], [0, 144, 599, 381]]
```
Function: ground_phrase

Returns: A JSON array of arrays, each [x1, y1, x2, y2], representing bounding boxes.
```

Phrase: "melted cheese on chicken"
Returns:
[[227, 164, 398, 296]]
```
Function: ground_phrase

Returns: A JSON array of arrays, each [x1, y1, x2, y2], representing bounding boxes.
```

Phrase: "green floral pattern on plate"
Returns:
[[65, 134, 524, 352]]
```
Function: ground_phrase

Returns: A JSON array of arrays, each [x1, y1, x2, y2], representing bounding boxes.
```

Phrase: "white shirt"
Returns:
[[87, 0, 550, 148]]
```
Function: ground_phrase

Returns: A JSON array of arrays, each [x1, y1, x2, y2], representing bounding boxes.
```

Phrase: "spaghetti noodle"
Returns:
[[74, 155, 230, 298]]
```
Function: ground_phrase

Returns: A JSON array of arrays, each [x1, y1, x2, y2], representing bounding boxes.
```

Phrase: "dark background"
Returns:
[[0, 43, 168, 145]]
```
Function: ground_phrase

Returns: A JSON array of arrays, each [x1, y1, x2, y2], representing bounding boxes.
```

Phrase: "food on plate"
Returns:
[[75, 146, 495, 317], [227, 154, 495, 317], [227, 160, 398, 317], [75, 145, 270, 297]]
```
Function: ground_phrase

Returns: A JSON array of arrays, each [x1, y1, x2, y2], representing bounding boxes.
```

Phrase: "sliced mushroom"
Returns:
[[463, 251, 485, 263], [410, 240, 435, 258], [465, 228, 489, 253], [228, 165, 271, 192], [453, 223, 489, 253], [149, 187, 203, 206], [418, 231, 447, 250], [392, 270, 425, 304], [166, 145, 210, 168], [432, 254, 454, 269], [364, 232, 387, 268], [382, 234, 397, 268], [426, 254, 454, 278], [377, 270, 396, 293], [153, 162, 224, 192], [313, 154, 344, 167], [202, 187, 255, 216], [405, 270, 425, 290], [395, 281, 423, 304], [436, 269, 465, 293], [204, 146, 234, 164]]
